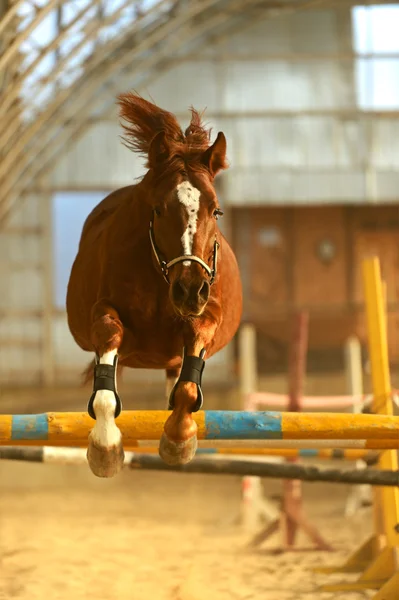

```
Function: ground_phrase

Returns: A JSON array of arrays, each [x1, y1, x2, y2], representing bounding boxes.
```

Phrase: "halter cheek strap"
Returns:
[[149, 218, 213, 413], [149, 220, 219, 285]]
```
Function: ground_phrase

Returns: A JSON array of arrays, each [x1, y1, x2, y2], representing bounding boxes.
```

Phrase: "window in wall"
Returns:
[[352, 4, 399, 109], [52, 191, 107, 309]]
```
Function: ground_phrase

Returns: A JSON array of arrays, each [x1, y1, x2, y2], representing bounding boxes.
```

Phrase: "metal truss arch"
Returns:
[[0, 0, 375, 224]]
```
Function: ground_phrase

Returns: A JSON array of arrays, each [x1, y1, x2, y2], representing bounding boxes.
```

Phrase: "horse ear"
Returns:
[[201, 132, 227, 177], [148, 130, 170, 168]]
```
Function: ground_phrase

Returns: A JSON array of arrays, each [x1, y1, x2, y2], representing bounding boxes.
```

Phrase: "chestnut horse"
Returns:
[[66, 94, 242, 477]]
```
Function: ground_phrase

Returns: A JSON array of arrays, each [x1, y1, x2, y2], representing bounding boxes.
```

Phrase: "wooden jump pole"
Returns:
[[282, 311, 332, 550], [129, 456, 398, 487], [132, 447, 379, 461], [248, 312, 333, 552], [238, 323, 277, 530], [0, 434, 397, 449], [282, 311, 308, 548], [1, 410, 399, 446], [6, 436, 395, 450], [0, 445, 378, 461], [0, 446, 397, 487], [319, 257, 399, 599]]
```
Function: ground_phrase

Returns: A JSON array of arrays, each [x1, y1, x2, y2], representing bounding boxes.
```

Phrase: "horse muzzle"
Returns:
[[170, 276, 210, 317]]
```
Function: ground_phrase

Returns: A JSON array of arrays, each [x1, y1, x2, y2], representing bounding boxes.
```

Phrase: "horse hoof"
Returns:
[[158, 432, 197, 466], [87, 437, 125, 478]]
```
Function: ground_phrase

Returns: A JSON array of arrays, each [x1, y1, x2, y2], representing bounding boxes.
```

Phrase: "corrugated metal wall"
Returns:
[[51, 10, 399, 204], [1, 195, 44, 385], [1, 7, 398, 386]]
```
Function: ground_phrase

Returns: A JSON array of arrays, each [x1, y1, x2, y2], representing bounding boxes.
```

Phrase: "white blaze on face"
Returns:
[[177, 181, 201, 266]]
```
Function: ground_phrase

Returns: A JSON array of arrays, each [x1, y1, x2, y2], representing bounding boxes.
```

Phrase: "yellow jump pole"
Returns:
[[320, 257, 399, 598], [0, 410, 398, 446]]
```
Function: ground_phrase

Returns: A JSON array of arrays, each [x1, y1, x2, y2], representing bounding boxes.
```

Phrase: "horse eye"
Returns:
[[154, 207, 161, 217], [213, 208, 224, 219]]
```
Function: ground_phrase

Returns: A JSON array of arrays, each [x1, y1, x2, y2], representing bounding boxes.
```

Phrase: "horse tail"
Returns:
[[82, 359, 96, 386], [81, 357, 125, 386]]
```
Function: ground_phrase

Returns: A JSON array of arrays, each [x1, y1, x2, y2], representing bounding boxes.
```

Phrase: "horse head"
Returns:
[[118, 93, 228, 317]]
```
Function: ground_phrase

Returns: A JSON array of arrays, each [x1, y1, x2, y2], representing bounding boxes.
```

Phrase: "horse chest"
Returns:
[[120, 316, 183, 369]]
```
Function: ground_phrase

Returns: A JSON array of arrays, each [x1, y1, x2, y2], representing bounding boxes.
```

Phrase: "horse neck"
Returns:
[[122, 180, 152, 223]]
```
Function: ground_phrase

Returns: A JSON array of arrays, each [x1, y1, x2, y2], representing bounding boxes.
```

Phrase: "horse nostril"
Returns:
[[172, 280, 187, 303], [198, 280, 210, 303]]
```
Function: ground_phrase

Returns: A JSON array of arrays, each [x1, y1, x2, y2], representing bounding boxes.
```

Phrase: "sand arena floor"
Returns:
[[0, 456, 375, 600]]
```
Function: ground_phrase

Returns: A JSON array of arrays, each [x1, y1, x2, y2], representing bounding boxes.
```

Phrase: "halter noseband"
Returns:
[[149, 219, 219, 285]]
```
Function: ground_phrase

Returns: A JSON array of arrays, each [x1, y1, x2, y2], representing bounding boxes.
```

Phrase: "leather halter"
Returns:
[[149, 218, 219, 285]]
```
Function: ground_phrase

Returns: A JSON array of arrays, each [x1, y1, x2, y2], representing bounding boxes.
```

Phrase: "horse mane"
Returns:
[[117, 93, 212, 167]]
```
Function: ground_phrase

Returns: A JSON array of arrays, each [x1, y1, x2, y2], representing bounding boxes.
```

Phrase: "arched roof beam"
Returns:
[[0, 0, 167, 143], [0, 0, 225, 194], [0, 0, 60, 72], [0, 0, 327, 225], [0, 0, 101, 120]]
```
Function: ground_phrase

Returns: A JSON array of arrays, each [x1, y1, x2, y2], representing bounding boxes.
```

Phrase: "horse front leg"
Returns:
[[165, 368, 179, 408], [159, 310, 221, 466], [86, 301, 125, 478]]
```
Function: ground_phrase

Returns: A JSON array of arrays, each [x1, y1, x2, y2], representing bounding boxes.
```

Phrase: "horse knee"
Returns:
[[90, 313, 123, 356]]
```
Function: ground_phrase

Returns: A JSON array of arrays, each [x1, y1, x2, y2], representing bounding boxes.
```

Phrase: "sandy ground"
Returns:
[[0, 457, 375, 600]]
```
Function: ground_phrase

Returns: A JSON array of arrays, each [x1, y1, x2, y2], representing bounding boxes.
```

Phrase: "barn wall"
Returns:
[[1, 195, 44, 385], [51, 9, 398, 205], [233, 204, 399, 371]]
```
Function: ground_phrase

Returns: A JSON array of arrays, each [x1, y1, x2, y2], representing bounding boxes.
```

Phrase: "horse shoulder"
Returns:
[[79, 185, 137, 246]]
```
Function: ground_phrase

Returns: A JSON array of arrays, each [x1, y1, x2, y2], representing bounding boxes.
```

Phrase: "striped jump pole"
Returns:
[[1, 410, 399, 446], [317, 257, 399, 600], [0, 443, 380, 462], [133, 447, 380, 462], [8, 437, 395, 450], [0, 446, 396, 488]]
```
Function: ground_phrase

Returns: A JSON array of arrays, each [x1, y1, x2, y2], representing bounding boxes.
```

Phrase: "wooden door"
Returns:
[[248, 208, 290, 320]]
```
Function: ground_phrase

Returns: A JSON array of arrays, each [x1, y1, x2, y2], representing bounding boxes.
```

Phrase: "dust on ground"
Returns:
[[0, 458, 374, 600]]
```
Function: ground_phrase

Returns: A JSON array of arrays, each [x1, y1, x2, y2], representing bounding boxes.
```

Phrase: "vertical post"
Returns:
[[245, 313, 331, 552], [282, 311, 309, 547], [239, 323, 257, 407], [344, 337, 370, 517], [238, 323, 261, 532], [287, 312, 309, 411], [345, 336, 363, 414], [381, 279, 387, 332], [319, 256, 399, 589], [362, 257, 399, 548]]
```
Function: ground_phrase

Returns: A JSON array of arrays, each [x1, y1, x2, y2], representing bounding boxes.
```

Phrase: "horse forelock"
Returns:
[[150, 149, 215, 190]]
